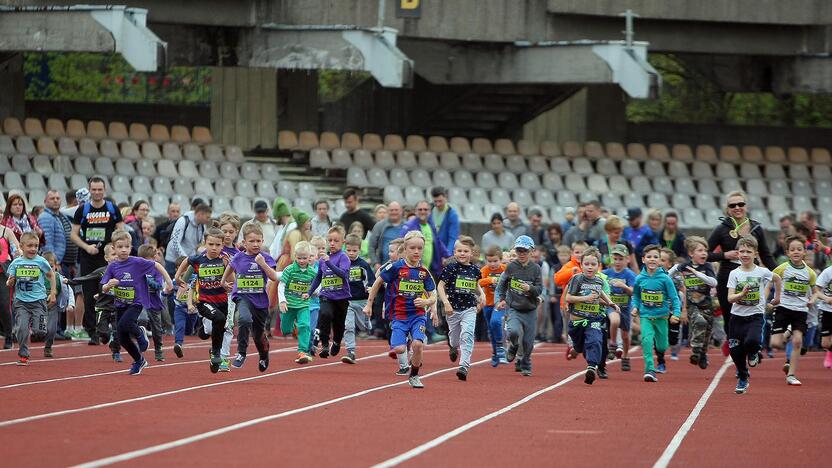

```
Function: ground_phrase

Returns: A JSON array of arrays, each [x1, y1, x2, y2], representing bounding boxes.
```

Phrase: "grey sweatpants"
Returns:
[[44, 304, 63, 348], [345, 300, 372, 353], [14, 299, 47, 358], [446, 306, 477, 368], [139, 308, 164, 351], [507, 308, 536, 370]]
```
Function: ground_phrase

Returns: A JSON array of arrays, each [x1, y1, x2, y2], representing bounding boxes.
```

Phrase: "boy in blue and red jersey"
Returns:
[[364, 231, 438, 388]]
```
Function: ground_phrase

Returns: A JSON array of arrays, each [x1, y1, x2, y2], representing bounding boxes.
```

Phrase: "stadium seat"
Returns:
[[791, 179, 812, 197], [79, 138, 99, 157], [52, 155, 72, 175], [354, 149, 374, 168], [557, 191, 578, 208], [72, 156, 94, 176], [475, 172, 497, 189], [516, 140, 538, 156], [453, 170, 475, 189], [683, 209, 707, 228], [134, 159, 154, 177], [168, 193, 189, 210], [109, 192, 129, 206], [308, 149, 330, 169], [649, 143, 670, 161], [70, 174, 89, 191], [404, 186, 425, 206], [675, 178, 696, 195], [562, 141, 582, 158], [484, 153, 506, 173], [152, 176, 173, 194], [581, 141, 602, 160], [170, 125, 191, 144], [810, 147, 831, 164], [814, 165, 832, 180], [108, 122, 128, 140], [595, 158, 617, 176], [783, 147, 808, 164], [160, 142, 181, 161], [48, 173, 69, 192], [58, 137, 78, 156], [585, 174, 608, 193], [255, 180, 276, 199], [217, 162, 238, 180], [121, 140, 141, 160], [0, 155, 10, 175], [490, 188, 511, 207], [542, 172, 564, 191], [472, 138, 493, 155], [4, 172, 24, 191], [705, 208, 724, 225], [16, 136, 36, 154], [383, 134, 405, 151], [540, 141, 560, 157], [668, 161, 690, 178], [129, 123, 150, 141], [174, 177, 194, 196], [87, 121, 107, 140], [767, 195, 789, 213], [789, 164, 810, 180], [439, 152, 461, 170], [520, 172, 541, 190], [66, 119, 86, 139], [200, 144, 223, 163], [94, 158, 115, 176], [549, 157, 571, 174], [0, 135, 14, 153], [341, 133, 361, 151], [644, 160, 666, 177], [183, 143, 204, 161], [155, 159, 177, 178], [210, 196, 232, 214], [129, 176, 148, 194], [791, 195, 814, 212], [448, 187, 468, 205], [405, 135, 427, 152], [692, 161, 714, 178], [764, 146, 786, 163], [601, 192, 622, 209], [720, 178, 742, 194], [746, 179, 767, 196], [110, 175, 131, 193], [330, 148, 351, 168], [769, 179, 791, 196], [37, 137, 58, 156], [671, 193, 692, 209], [150, 193, 169, 217], [619, 159, 641, 177], [433, 169, 453, 188], [695, 145, 718, 163], [32, 155, 54, 175], [739, 162, 762, 179], [195, 178, 216, 197], [261, 163, 280, 183], [361, 133, 383, 152], [818, 195, 832, 212], [461, 203, 485, 223], [225, 146, 245, 163], [630, 176, 652, 194], [141, 141, 162, 160], [234, 197, 256, 217], [695, 194, 717, 210], [375, 150, 396, 169], [741, 145, 763, 163], [671, 144, 693, 162], [235, 179, 256, 198], [297, 183, 317, 201], [428, 136, 449, 153], [383, 186, 405, 204], [528, 155, 549, 175], [396, 150, 417, 169], [450, 137, 471, 154], [627, 143, 648, 160], [24, 118, 44, 137], [462, 152, 483, 171], [534, 189, 555, 207], [498, 172, 519, 189], [2, 117, 23, 136], [97, 139, 118, 158], [571, 157, 593, 175], [493, 139, 514, 156], [716, 162, 738, 179], [505, 154, 528, 174], [192, 126, 212, 145], [418, 151, 439, 169], [11, 154, 31, 173], [719, 146, 741, 163], [565, 174, 587, 193], [608, 175, 630, 194], [239, 162, 259, 181], [647, 193, 669, 208], [513, 188, 533, 207], [389, 168, 411, 187], [411, 169, 433, 188], [764, 163, 786, 180], [285, 131, 311, 151], [26, 173, 46, 191]]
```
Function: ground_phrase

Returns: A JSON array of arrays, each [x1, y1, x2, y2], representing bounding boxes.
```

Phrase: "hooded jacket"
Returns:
[[707, 217, 776, 271], [631, 267, 681, 319]]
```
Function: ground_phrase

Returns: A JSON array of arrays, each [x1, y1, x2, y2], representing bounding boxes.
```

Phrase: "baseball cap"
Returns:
[[254, 200, 269, 213], [611, 244, 629, 257], [76, 188, 90, 203], [626, 207, 642, 220], [514, 235, 535, 251]]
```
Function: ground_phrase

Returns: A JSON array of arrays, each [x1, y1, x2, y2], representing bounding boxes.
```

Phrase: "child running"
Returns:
[[438, 235, 484, 381], [727, 235, 782, 393], [814, 263, 832, 366], [222, 223, 279, 372], [364, 231, 437, 388], [342, 234, 375, 364], [770, 235, 817, 385], [277, 240, 316, 364], [479, 245, 507, 367], [496, 236, 543, 377], [137, 245, 166, 362], [631, 244, 681, 382], [6, 232, 57, 365], [669, 237, 717, 369], [602, 244, 637, 371], [565, 247, 620, 384], [171, 256, 198, 361], [101, 231, 173, 375], [307, 235, 326, 357], [657, 248, 686, 372], [377, 238, 411, 375], [176, 227, 230, 373], [42, 252, 75, 358], [308, 226, 352, 358], [69, 245, 120, 361]]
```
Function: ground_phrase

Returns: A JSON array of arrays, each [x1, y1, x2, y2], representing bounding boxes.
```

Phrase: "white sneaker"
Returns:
[[786, 375, 802, 386], [408, 375, 424, 388]]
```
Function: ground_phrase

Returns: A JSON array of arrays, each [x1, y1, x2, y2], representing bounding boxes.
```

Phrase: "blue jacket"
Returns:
[[430, 206, 460, 251], [400, 218, 451, 280], [631, 267, 681, 319], [38, 209, 68, 263]]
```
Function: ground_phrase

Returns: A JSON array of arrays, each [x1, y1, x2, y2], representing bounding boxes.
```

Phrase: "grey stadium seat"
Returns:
[[418, 151, 439, 169], [410, 169, 433, 188], [505, 155, 528, 174], [448, 187, 468, 205], [668, 161, 690, 178], [746, 179, 767, 196], [647, 193, 669, 209], [199, 161, 219, 179], [739, 162, 762, 179], [214, 179, 234, 198], [619, 159, 641, 177], [220, 162, 240, 180], [490, 189, 511, 208], [476, 172, 497, 189], [278, 181, 298, 199], [153, 176, 173, 194], [150, 194, 169, 217], [608, 175, 630, 194], [572, 157, 593, 175], [262, 163, 280, 182], [534, 190, 555, 207], [675, 178, 696, 195], [330, 149, 351, 168], [439, 152, 461, 171], [542, 172, 564, 191], [256, 180, 277, 199], [587, 175, 609, 193], [602, 193, 622, 209], [12, 154, 32, 173], [158, 160, 179, 178], [225, 146, 245, 164], [376, 150, 396, 169], [484, 153, 506, 173], [48, 173, 69, 192], [695, 194, 717, 210], [204, 144, 225, 163], [383, 186, 404, 204], [347, 167, 369, 187], [462, 204, 484, 223], [141, 141, 162, 160], [528, 156, 549, 175], [174, 177, 194, 196], [671, 193, 692, 209], [110, 192, 129, 206], [70, 174, 89, 191], [131, 176, 149, 194], [432, 169, 453, 188], [116, 159, 136, 176], [814, 165, 832, 180], [769, 179, 790, 196], [100, 139, 120, 158], [404, 186, 425, 206], [79, 138, 99, 157], [212, 196, 233, 214], [367, 167, 389, 186], [136, 159, 155, 177], [396, 150, 417, 169], [789, 164, 810, 180], [94, 158, 115, 176], [692, 161, 714, 179], [16, 136, 36, 154], [58, 137, 79, 156], [241, 162, 260, 181], [550, 157, 571, 174], [513, 188, 533, 207], [630, 176, 652, 195], [354, 149, 374, 169], [171, 194, 190, 209], [183, 143, 204, 162], [791, 179, 812, 197], [52, 155, 72, 175], [162, 142, 182, 161], [111, 175, 132, 193], [520, 172, 541, 190], [557, 191, 577, 207], [121, 141, 141, 160], [33, 155, 53, 175], [791, 195, 814, 212], [26, 173, 47, 190], [498, 172, 519, 189], [390, 168, 410, 187], [596, 158, 618, 176], [764, 163, 786, 180], [309, 149, 330, 168], [0, 136, 15, 153], [462, 153, 483, 172], [653, 176, 674, 194], [73, 156, 94, 176], [298, 183, 317, 200], [644, 160, 665, 177], [236, 180, 256, 198], [565, 174, 587, 193], [716, 162, 737, 179], [194, 178, 216, 197]]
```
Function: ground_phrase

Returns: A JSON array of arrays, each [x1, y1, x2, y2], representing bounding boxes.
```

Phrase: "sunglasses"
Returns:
[[515, 248, 529, 253], [728, 202, 746, 209]]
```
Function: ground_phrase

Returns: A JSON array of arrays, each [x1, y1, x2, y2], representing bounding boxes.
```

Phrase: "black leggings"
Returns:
[[0, 269, 11, 339], [729, 314, 764, 380], [716, 264, 738, 336], [318, 298, 349, 347], [197, 302, 228, 354]]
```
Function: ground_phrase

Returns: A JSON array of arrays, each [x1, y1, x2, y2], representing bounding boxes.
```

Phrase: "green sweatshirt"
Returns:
[[280, 261, 317, 309], [631, 267, 681, 319]]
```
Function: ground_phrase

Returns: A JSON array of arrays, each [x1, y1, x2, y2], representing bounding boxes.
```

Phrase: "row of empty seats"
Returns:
[[285, 129, 832, 165], [1, 117, 211, 144], [0, 153, 279, 182], [0, 135, 243, 163]]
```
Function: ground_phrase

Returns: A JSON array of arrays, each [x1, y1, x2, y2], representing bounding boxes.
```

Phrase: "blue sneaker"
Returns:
[[129, 359, 148, 375], [490, 354, 499, 367], [136, 326, 149, 353], [656, 363, 667, 374], [112, 352, 123, 363], [735, 379, 749, 394], [232, 353, 246, 368]]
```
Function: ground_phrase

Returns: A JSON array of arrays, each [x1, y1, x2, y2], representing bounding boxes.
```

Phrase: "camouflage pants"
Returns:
[[688, 304, 714, 355]]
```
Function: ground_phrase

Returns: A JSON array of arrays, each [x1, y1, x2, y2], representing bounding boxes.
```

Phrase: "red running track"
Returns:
[[1, 337, 829, 467]]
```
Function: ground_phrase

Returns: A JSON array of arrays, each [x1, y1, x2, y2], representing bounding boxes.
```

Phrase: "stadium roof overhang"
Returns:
[[0, 5, 166, 72], [399, 39, 661, 99], [245, 24, 413, 88]]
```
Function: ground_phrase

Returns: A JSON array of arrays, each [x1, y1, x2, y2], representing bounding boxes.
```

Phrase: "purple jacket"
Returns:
[[400, 218, 451, 280], [308, 249, 352, 301]]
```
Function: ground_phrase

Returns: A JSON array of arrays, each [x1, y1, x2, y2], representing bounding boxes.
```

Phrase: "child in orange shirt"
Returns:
[[479, 245, 507, 367], [555, 241, 589, 309]]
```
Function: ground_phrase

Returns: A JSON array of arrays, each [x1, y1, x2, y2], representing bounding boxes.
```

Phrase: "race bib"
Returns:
[[641, 290, 664, 308], [114, 286, 135, 301], [455, 276, 477, 292], [16, 266, 40, 280], [611, 294, 629, 305], [322, 275, 344, 290], [287, 281, 309, 296], [510, 278, 527, 293], [349, 267, 363, 281], [399, 279, 425, 296], [199, 265, 225, 279], [783, 279, 809, 296], [574, 302, 601, 314], [684, 276, 705, 288], [237, 275, 264, 294], [86, 227, 106, 242]]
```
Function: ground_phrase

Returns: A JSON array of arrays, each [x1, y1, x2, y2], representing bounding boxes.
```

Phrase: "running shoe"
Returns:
[[656, 363, 667, 374], [643, 371, 658, 382], [341, 352, 356, 364], [173, 343, 184, 358], [800, 346, 808, 356], [137, 326, 149, 352], [129, 359, 148, 375], [396, 366, 411, 376], [16, 356, 29, 366], [670, 353, 679, 361], [319, 346, 330, 359], [295, 353, 312, 364], [782, 362, 790, 374], [565, 346, 578, 361], [155, 349, 165, 362], [219, 360, 231, 372], [408, 375, 424, 388], [515, 361, 522, 372], [506, 344, 519, 362], [698, 354, 709, 370], [748, 352, 761, 368], [210, 352, 222, 374], [735, 379, 749, 394], [598, 367, 608, 379], [690, 353, 700, 366], [615, 347, 623, 359], [496, 346, 508, 364], [584, 365, 597, 385], [44, 347, 53, 358], [232, 353, 246, 368], [621, 358, 631, 371], [258, 354, 269, 372], [786, 375, 801, 386], [490, 354, 499, 368], [112, 352, 123, 363], [3, 337, 12, 349], [824, 351, 832, 369], [449, 346, 459, 363], [329, 342, 341, 357], [607, 349, 615, 361], [456, 366, 468, 381], [520, 368, 532, 377]]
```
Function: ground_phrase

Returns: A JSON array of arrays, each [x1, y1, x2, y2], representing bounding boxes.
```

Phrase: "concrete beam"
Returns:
[[774, 57, 832, 93]]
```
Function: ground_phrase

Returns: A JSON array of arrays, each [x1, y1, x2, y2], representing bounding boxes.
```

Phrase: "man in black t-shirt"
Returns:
[[339, 187, 375, 234], [71, 176, 125, 344]]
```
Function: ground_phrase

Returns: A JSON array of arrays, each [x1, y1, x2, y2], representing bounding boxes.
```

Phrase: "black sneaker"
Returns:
[[621, 357, 631, 371], [197, 322, 210, 340], [319, 346, 330, 359], [748, 352, 761, 368], [154, 349, 165, 362], [456, 366, 468, 381], [395, 366, 411, 376], [449, 346, 459, 363], [690, 353, 700, 366], [173, 343, 184, 358], [514, 361, 522, 372], [644, 371, 658, 382], [210, 352, 222, 374], [258, 354, 269, 372], [698, 353, 709, 370], [341, 352, 356, 364], [506, 345, 519, 363], [598, 367, 608, 379], [88, 336, 100, 346], [585, 366, 597, 385], [329, 342, 341, 357], [3, 337, 12, 349]]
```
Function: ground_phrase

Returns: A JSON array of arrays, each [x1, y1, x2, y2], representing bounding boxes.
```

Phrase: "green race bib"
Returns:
[[114, 286, 135, 300], [349, 267, 363, 281], [611, 294, 629, 305], [784, 280, 808, 295], [287, 281, 309, 295], [199, 266, 225, 278], [322, 276, 344, 289], [16, 266, 40, 278], [399, 279, 425, 295], [641, 290, 664, 307], [684, 277, 704, 288], [237, 275, 265, 293], [455, 277, 477, 292], [574, 302, 601, 314], [510, 278, 527, 293], [86, 227, 106, 242]]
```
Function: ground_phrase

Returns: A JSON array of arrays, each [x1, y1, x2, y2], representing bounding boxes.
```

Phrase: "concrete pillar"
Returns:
[[0, 53, 25, 121], [522, 85, 627, 144], [277, 70, 319, 132]]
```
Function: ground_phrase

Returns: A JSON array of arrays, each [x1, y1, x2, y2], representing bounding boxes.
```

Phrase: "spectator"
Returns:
[[799, 210, 830, 268], [504, 202, 528, 238], [31, 205, 44, 219], [164, 203, 213, 272], [0, 225, 20, 349], [430, 186, 461, 250], [124, 200, 151, 251], [339, 188, 375, 235], [658, 211, 686, 259], [646, 208, 664, 238], [276, 209, 312, 270], [481, 213, 515, 253], [348, 221, 370, 260], [268, 197, 296, 260], [561, 207, 576, 233], [1, 194, 44, 243], [399, 200, 451, 281], [543, 223, 564, 265], [71, 176, 125, 344], [526, 208, 546, 246], [598, 215, 639, 272], [38, 190, 71, 270], [374, 204, 388, 223], [368, 201, 404, 269], [773, 214, 795, 260], [236, 199, 278, 247], [61, 189, 79, 219], [311, 200, 332, 237], [623, 207, 658, 259], [563, 201, 607, 247], [154, 202, 181, 251]]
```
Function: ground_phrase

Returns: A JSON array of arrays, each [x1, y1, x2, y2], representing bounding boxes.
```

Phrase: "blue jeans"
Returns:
[[117, 304, 144, 362], [173, 302, 198, 345], [483, 305, 505, 355], [235, 297, 270, 359]]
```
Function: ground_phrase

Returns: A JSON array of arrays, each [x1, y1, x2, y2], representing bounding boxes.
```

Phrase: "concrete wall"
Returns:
[[0, 54, 25, 121], [210, 67, 277, 150], [627, 122, 832, 149], [522, 85, 626, 144]]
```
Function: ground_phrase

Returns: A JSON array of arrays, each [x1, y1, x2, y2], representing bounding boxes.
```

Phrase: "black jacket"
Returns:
[[707, 217, 776, 272]]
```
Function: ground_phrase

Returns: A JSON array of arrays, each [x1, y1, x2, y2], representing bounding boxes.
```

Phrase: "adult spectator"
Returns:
[[235, 199, 277, 248], [526, 208, 546, 246], [623, 207, 658, 259], [374, 204, 388, 223], [276, 209, 312, 270], [597, 215, 639, 271], [659, 211, 686, 259], [1, 194, 44, 243], [61, 189, 79, 219], [561, 207, 576, 233], [1, 225, 21, 349], [38, 190, 71, 271], [708, 190, 776, 340], [543, 223, 564, 265], [339, 188, 375, 235], [124, 200, 151, 251], [268, 197, 296, 260], [153, 202, 181, 251], [368, 201, 404, 270], [504, 202, 528, 238], [311, 200, 332, 237], [430, 186, 461, 251], [772, 215, 795, 262], [799, 210, 830, 268], [400, 200, 451, 280], [71, 176, 125, 344], [481, 213, 515, 253], [164, 203, 213, 272], [562, 200, 606, 247]]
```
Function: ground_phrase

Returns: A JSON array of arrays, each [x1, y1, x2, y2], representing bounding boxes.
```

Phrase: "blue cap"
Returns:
[[514, 235, 535, 250]]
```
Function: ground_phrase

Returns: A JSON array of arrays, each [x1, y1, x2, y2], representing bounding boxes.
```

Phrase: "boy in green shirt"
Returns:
[[278, 241, 317, 364]]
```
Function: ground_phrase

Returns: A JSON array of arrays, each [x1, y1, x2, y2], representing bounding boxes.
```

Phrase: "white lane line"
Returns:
[[371, 346, 642, 468], [0, 341, 86, 353], [71, 357, 493, 468], [0, 351, 389, 428], [0, 342, 213, 366], [0, 345, 299, 390], [652, 359, 731, 468]]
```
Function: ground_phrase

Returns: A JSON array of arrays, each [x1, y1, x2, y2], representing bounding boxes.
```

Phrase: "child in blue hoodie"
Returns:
[[631, 244, 681, 382]]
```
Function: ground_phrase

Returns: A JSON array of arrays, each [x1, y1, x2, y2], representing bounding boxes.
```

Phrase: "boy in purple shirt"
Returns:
[[101, 231, 173, 375], [221, 223, 278, 372], [308, 225, 352, 358]]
